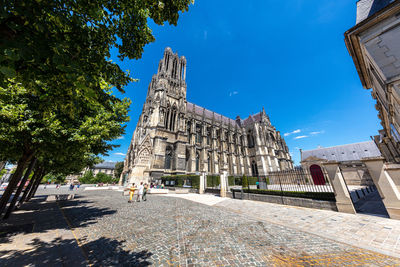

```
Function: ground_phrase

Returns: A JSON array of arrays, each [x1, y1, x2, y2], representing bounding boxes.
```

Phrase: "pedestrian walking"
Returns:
[[142, 183, 148, 201], [136, 182, 144, 202], [128, 183, 136, 203]]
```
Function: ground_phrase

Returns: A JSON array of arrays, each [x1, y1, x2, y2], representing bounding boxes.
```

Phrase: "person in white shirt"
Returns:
[[136, 182, 144, 202]]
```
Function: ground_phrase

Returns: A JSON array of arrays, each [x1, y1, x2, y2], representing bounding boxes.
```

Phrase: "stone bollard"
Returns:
[[322, 161, 356, 214], [199, 173, 205, 194], [220, 171, 228, 198], [362, 157, 400, 220]]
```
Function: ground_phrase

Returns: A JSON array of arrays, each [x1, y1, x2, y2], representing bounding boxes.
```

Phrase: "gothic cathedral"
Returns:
[[120, 48, 293, 185]]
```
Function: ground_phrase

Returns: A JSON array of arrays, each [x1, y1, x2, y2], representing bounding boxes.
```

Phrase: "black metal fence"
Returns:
[[259, 167, 334, 193], [231, 167, 335, 201]]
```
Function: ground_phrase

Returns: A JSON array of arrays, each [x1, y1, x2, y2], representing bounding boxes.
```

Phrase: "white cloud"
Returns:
[[294, 135, 308, 140], [116, 136, 124, 140], [229, 91, 239, 97], [284, 129, 301, 137], [114, 152, 125, 156], [310, 130, 325, 135]]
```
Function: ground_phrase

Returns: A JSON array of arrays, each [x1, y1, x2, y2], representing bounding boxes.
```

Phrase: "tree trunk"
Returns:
[[0, 161, 6, 171], [3, 158, 37, 219], [0, 150, 34, 216], [26, 170, 45, 201], [17, 166, 41, 208]]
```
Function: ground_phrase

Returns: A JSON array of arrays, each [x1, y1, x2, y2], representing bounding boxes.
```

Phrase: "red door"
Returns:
[[310, 165, 325, 185]]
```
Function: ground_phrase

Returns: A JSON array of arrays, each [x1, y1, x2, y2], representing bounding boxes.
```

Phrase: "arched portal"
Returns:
[[310, 164, 325, 185]]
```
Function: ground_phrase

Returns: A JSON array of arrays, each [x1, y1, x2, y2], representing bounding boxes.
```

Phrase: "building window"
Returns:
[[207, 153, 211, 173], [207, 127, 211, 145], [251, 160, 259, 177], [187, 121, 191, 141], [196, 152, 200, 172], [165, 146, 173, 169], [247, 130, 255, 148], [196, 124, 202, 144], [185, 148, 190, 170]]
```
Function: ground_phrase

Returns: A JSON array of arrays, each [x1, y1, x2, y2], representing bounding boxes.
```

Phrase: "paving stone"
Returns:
[[53, 190, 400, 266]]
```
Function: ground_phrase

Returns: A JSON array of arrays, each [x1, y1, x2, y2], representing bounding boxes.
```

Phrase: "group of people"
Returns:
[[128, 182, 149, 203]]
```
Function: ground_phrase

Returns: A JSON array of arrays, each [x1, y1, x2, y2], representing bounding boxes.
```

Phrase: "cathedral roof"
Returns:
[[186, 102, 264, 128], [242, 113, 262, 127], [93, 161, 116, 170], [301, 141, 381, 162], [186, 102, 238, 126]]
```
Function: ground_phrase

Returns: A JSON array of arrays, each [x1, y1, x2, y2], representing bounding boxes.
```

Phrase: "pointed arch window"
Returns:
[[206, 127, 211, 145], [195, 152, 200, 172], [196, 124, 202, 144], [173, 58, 178, 78], [247, 130, 255, 148], [207, 152, 212, 173], [165, 146, 173, 169], [185, 148, 190, 170], [251, 160, 259, 177], [187, 121, 191, 141]]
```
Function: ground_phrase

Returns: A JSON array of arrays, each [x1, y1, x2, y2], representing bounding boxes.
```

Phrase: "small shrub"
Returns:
[[161, 175, 200, 189]]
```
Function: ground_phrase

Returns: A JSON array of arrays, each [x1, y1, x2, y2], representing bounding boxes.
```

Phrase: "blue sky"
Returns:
[[105, 0, 380, 165]]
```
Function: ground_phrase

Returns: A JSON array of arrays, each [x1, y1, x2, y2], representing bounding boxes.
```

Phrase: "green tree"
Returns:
[[0, 168, 6, 179], [0, 0, 193, 97], [0, 82, 130, 216], [114, 161, 124, 180], [79, 171, 95, 184], [95, 172, 113, 184], [0, 0, 192, 218], [41, 173, 66, 184]]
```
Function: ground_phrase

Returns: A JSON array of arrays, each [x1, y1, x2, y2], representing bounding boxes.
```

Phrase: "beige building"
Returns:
[[345, 0, 400, 163], [88, 161, 116, 177], [301, 141, 380, 187], [120, 48, 293, 185]]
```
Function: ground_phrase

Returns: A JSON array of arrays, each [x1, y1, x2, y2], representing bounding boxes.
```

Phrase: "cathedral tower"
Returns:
[[120, 48, 293, 186]]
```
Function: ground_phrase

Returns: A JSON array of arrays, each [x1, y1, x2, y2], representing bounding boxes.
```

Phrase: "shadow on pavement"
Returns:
[[84, 237, 153, 266], [353, 191, 390, 218], [0, 195, 117, 242], [0, 236, 153, 266]]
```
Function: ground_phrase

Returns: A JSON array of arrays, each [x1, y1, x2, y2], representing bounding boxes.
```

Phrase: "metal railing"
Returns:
[[259, 167, 334, 193]]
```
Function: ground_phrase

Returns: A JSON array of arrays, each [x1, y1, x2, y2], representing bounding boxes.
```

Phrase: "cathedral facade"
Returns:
[[120, 48, 293, 185]]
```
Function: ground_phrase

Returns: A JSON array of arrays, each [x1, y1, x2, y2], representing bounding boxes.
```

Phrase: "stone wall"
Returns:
[[231, 191, 338, 211]]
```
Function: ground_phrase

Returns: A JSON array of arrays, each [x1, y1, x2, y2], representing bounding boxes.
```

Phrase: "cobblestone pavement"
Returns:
[[55, 190, 400, 266], [1, 189, 400, 266], [212, 196, 400, 258]]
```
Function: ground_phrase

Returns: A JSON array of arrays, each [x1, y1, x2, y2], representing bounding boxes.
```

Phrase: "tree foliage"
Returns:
[[0, 0, 192, 218], [0, 0, 193, 97], [114, 161, 124, 179], [41, 173, 66, 184], [78, 171, 116, 184]]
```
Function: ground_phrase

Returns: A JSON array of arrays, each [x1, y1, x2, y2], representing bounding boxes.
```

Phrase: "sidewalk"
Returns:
[[0, 195, 87, 266], [169, 193, 400, 258]]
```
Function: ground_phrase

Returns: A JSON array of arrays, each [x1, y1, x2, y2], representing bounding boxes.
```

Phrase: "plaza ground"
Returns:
[[1, 187, 400, 266]]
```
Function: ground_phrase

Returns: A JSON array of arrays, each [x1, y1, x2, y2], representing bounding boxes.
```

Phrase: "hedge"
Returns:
[[206, 175, 220, 187], [161, 175, 200, 189], [227, 176, 259, 186], [231, 188, 335, 201]]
